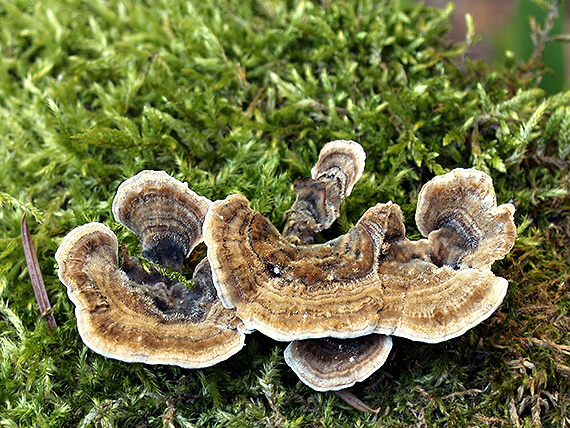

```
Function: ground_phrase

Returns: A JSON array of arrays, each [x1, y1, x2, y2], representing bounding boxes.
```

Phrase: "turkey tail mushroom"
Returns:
[[56, 223, 245, 368], [282, 141, 393, 392], [415, 168, 517, 270], [283, 140, 366, 244], [284, 335, 392, 392], [112, 170, 211, 270], [204, 169, 516, 344]]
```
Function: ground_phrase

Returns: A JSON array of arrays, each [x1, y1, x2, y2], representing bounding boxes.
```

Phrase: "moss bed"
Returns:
[[0, 0, 569, 426]]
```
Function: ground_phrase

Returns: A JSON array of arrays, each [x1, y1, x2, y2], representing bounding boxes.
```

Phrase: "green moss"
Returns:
[[1, 0, 569, 426]]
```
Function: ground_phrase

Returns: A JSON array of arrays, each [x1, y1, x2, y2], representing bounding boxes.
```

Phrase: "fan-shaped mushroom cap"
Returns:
[[205, 195, 395, 341], [282, 140, 393, 392], [310, 139, 366, 195], [112, 170, 211, 270], [415, 168, 516, 269], [284, 335, 392, 392], [204, 168, 515, 343], [55, 223, 245, 368], [283, 140, 366, 244]]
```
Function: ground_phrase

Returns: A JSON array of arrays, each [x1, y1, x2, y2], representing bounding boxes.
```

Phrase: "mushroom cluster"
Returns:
[[56, 141, 516, 392]]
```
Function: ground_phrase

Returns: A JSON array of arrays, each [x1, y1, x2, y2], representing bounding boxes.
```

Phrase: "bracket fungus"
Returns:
[[281, 140, 394, 391], [112, 170, 211, 270], [204, 169, 516, 344], [415, 168, 517, 271], [282, 140, 366, 244], [284, 335, 393, 392], [57, 144, 517, 395], [56, 171, 246, 368]]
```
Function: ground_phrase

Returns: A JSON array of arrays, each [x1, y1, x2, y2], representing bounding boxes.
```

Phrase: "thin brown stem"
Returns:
[[528, 2, 560, 67], [21, 212, 57, 329]]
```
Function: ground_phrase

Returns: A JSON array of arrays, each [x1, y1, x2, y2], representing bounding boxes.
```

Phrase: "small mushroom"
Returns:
[[415, 168, 517, 270], [112, 170, 211, 270], [283, 140, 365, 244], [56, 222, 245, 368], [284, 335, 392, 392], [204, 169, 516, 344]]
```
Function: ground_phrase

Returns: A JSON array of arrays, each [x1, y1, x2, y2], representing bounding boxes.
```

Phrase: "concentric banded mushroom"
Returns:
[[112, 170, 211, 270], [415, 168, 517, 270], [204, 169, 516, 344], [283, 140, 366, 244], [56, 147, 516, 395], [282, 140, 393, 391], [56, 223, 245, 368], [205, 195, 387, 340], [284, 335, 393, 392]]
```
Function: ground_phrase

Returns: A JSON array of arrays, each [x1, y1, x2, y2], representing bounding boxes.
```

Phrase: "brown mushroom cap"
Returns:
[[284, 335, 392, 392], [205, 195, 394, 341], [112, 170, 211, 270], [415, 168, 516, 270], [56, 222, 245, 368], [204, 168, 515, 343], [311, 139, 366, 195], [282, 167, 516, 391], [283, 140, 366, 244], [283, 140, 393, 391]]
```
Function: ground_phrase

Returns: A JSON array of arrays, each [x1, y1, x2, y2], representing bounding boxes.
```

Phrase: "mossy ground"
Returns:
[[0, 0, 569, 426]]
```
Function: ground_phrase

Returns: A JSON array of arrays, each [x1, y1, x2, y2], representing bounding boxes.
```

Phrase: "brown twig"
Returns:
[[528, 1, 560, 67], [21, 212, 57, 329], [519, 0, 565, 81], [334, 389, 381, 414]]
